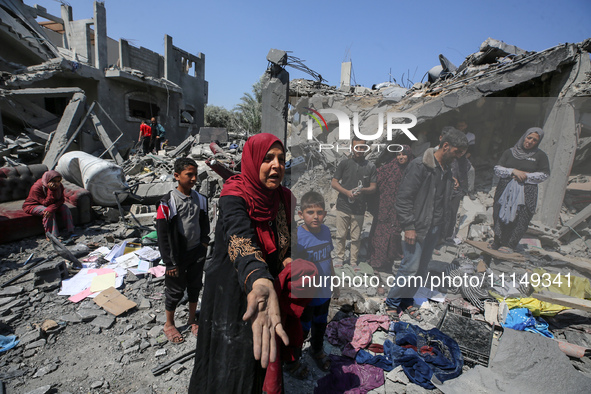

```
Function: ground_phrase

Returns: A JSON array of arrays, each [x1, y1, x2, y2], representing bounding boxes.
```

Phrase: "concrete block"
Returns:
[[20, 329, 43, 345], [130, 204, 154, 215], [24, 384, 53, 394], [0, 286, 24, 297], [42, 92, 87, 170], [133, 182, 176, 205], [90, 315, 115, 329], [130, 212, 157, 227], [103, 207, 121, 223], [33, 261, 67, 291], [266, 48, 287, 66]]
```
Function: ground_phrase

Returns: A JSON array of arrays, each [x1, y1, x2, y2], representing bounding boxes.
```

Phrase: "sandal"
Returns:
[[163, 325, 184, 344], [385, 306, 400, 322], [284, 359, 309, 380], [190, 323, 198, 337], [311, 350, 331, 372], [497, 246, 513, 254], [403, 306, 422, 322]]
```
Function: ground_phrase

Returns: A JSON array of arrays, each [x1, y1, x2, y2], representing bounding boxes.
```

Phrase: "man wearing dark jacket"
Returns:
[[385, 129, 468, 321], [157, 158, 210, 343]]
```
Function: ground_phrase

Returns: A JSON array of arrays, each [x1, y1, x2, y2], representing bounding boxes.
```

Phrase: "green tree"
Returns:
[[233, 78, 262, 135], [204, 105, 234, 130]]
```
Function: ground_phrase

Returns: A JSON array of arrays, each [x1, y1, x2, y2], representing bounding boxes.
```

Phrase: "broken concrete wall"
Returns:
[[164, 35, 207, 135], [261, 68, 289, 142], [119, 39, 164, 79], [536, 50, 591, 227], [1, 0, 207, 160]]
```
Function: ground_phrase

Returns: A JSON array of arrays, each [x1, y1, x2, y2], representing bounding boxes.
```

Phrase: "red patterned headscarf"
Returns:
[[221, 133, 292, 255]]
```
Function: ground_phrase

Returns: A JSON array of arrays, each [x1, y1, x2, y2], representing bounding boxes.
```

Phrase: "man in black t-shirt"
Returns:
[[331, 137, 377, 268]]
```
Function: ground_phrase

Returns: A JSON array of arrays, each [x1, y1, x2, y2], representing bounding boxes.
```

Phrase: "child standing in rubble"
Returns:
[[287, 190, 334, 378], [156, 158, 210, 344]]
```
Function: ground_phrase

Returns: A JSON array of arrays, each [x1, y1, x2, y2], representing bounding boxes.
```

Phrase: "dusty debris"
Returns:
[[1, 1, 591, 391]]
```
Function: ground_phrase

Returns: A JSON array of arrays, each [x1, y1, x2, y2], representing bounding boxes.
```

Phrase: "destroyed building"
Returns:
[[288, 38, 591, 234], [2, 10, 591, 391], [0, 0, 207, 165]]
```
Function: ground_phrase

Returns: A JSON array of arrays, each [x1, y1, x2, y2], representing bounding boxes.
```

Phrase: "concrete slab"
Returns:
[[42, 92, 87, 170]]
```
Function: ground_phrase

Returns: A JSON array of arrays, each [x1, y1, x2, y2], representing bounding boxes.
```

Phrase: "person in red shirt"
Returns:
[[138, 120, 152, 155], [22, 170, 74, 240]]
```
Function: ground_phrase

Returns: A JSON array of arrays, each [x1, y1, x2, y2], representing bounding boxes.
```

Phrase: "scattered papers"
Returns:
[[58, 269, 97, 296], [90, 272, 116, 292], [94, 287, 137, 316], [414, 287, 446, 309], [123, 243, 142, 255], [88, 268, 115, 275], [134, 246, 161, 261], [149, 266, 166, 278], [137, 260, 150, 272], [114, 252, 140, 268], [104, 241, 128, 262], [68, 288, 94, 303]]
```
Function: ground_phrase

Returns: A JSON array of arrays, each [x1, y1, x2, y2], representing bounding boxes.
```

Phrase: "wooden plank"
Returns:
[[464, 239, 526, 262], [557, 203, 591, 239], [533, 291, 591, 313], [89, 111, 124, 165], [529, 247, 591, 276]]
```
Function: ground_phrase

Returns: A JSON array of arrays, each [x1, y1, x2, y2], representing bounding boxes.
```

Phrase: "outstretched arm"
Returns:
[[243, 278, 289, 368]]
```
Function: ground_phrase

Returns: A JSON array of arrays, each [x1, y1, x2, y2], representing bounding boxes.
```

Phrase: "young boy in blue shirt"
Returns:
[[289, 191, 334, 377]]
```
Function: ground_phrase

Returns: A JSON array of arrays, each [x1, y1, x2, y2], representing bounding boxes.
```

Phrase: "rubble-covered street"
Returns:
[[2, 0, 591, 393]]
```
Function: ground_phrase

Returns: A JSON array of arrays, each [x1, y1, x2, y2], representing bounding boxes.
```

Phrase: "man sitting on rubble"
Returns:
[[157, 158, 210, 343], [385, 129, 468, 322]]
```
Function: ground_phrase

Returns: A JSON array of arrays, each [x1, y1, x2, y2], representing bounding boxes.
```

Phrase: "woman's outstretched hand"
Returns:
[[243, 278, 289, 368]]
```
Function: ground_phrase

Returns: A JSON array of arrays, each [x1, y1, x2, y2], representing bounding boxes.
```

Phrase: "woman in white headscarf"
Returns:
[[491, 127, 550, 252]]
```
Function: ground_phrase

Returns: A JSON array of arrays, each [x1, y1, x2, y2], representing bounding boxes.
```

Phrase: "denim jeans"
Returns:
[[385, 225, 441, 309]]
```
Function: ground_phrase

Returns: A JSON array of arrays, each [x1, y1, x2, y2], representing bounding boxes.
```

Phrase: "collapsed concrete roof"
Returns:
[[289, 38, 591, 229]]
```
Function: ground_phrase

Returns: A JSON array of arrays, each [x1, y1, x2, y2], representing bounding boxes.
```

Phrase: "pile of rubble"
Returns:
[[1, 3, 591, 390]]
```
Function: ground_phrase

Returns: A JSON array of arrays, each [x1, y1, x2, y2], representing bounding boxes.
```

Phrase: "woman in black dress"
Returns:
[[491, 127, 550, 252], [189, 133, 292, 393]]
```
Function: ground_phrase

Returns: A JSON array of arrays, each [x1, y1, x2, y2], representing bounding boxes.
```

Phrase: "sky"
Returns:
[[32, 0, 591, 110]]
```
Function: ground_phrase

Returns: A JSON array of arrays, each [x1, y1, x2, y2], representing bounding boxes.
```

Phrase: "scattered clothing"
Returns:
[[355, 349, 393, 371], [384, 322, 463, 389], [326, 315, 390, 358], [0, 335, 19, 353], [502, 307, 554, 338], [314, 355, 384, 394]]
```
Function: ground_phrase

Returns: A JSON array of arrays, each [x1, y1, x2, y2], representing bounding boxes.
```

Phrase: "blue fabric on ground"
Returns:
[[356, 349, 394, 371], [502, 307, 554, 338], [384, 322, 464, 389], [0, 335, 19, 353]]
